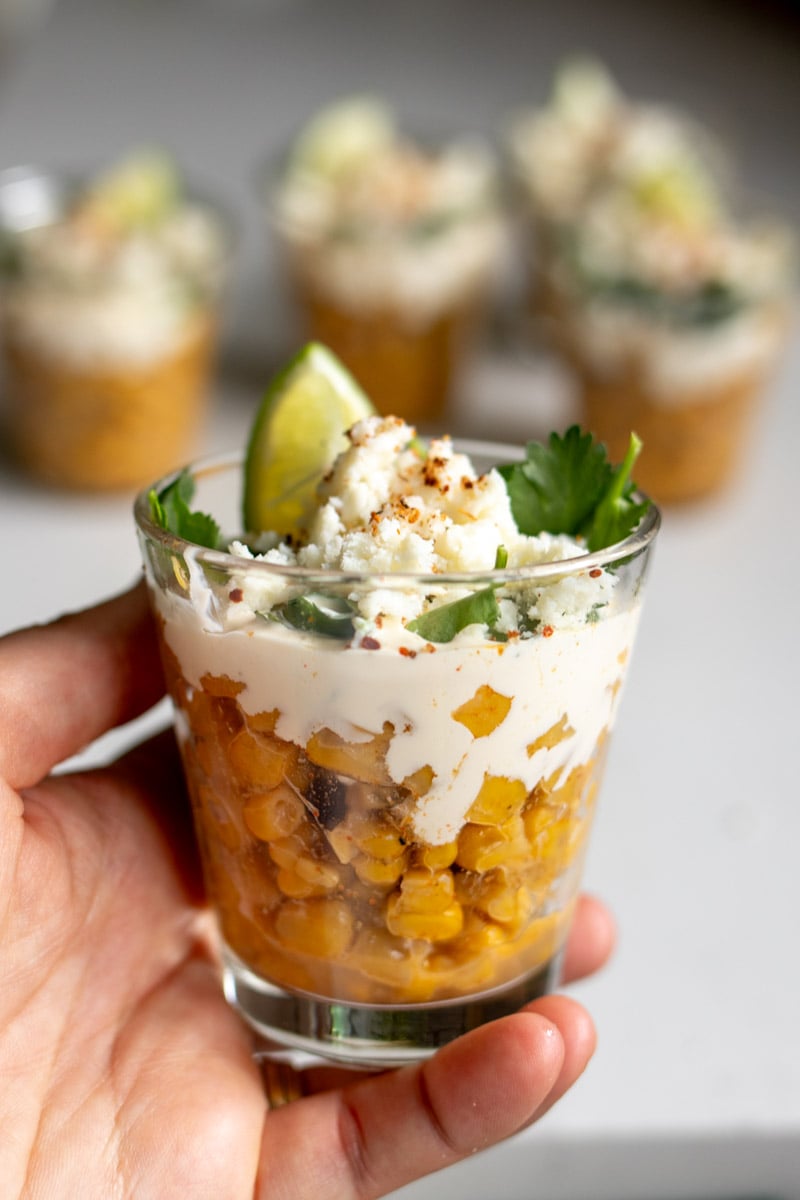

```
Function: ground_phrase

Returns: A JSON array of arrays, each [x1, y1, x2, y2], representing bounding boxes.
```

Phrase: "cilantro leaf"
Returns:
[[497, 426, 649, 550], [148, 470, 222, 549], [407, 586, 501, 644], [583, 432, 650, 552], [268, 594, 356, 640], [498, 426, 611, 537]]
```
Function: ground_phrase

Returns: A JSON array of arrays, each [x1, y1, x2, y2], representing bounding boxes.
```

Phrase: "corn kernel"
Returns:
[[227, 730, 291, 788], [396, 868, 455, 913], [200, 672, 244, 699], [274, 898, 354, 957], [386, 897, 463, 942], [401, 764, 434, 796], [350, 929, 417, 988], [243, 784, 305, 842], [452, 684, 512, 738], [247, 708, 280, 734], [466, 774, 528, 826], [325, 824, 359, 864], [306, 723, 393, 784], [276, 867, 332, 899], [416, 840, 458, 869], [526, 713, 575, 757], [352, 854, 406, 887], [351, 818, 407, 861], [456, 817, 528, 873]]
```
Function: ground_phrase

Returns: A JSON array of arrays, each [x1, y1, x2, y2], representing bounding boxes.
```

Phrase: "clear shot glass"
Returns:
[[135, 448, 659, 1066]]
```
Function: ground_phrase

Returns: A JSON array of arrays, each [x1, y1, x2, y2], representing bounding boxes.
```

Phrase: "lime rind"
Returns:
[[80, 148, 180, 231], [243, 343, 375, 537], [290, 96, 395, 181]]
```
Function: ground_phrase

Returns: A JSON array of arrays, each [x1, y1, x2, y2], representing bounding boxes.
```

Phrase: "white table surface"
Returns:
[[0, 3, 798, 1198]]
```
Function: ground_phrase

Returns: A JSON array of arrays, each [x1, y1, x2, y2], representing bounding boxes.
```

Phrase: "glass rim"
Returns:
[[134, 446, 661, 589]]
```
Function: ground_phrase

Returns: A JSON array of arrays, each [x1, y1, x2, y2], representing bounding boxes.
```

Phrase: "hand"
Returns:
[[0, 585, 615, 1200]]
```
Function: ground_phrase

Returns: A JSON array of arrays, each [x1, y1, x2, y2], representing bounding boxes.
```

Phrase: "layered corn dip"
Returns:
[[0, 151, 228, 488], [269, 98, 506, 421], [143, 415, 654, 1005], [508, 62, 794, 500]]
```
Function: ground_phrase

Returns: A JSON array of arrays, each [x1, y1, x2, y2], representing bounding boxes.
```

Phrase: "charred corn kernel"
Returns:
[[243, 784, 305, 842], [526, 713, 575, 757], [274, 898, 354, 957], [227, 730, 292, 788], [456, 817, 528, 873], [466, 774, 528, 826], [276, 866, 332, 899], [352, 853, 406, 888], [452, 684, 512, 738], [416, 840, 458, 869], [401, 763, 434, 796], [306, 723, 393, 784], [325, 824, 359, 864], [386, 896, 463, 942], [397, 868, 455, 913], [346, 781, 386, 813], [247, 708, 280, 734]]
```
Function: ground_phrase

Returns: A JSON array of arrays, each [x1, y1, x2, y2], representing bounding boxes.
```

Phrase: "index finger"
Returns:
[[0, 580, 164, 790]]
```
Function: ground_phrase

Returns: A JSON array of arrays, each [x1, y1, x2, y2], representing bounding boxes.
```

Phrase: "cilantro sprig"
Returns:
[[148, 470, 222, 550], [497, 426, 649, 552]]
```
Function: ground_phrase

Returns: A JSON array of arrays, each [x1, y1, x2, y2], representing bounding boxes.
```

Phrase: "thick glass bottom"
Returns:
[[222, 944, 564, 1068]]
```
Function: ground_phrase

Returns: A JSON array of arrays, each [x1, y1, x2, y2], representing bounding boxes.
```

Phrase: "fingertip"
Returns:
[[562, 893, 617, 983], [420, 1006, 567, 1152], [520, 994, 598, 1123]]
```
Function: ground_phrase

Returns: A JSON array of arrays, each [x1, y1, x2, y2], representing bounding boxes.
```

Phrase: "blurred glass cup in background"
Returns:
[[506, 59, 796, 504], [262, 97, 508, 427], [0, 155, 233, 490]]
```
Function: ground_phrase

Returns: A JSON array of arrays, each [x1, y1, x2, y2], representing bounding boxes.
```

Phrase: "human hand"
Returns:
[[0, 584, 615, 1200]]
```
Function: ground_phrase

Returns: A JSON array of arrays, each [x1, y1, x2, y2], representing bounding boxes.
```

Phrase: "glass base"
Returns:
[[222, 945, 564, 1068]]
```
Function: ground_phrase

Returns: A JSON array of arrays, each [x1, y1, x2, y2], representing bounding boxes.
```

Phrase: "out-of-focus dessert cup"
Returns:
[[507, 61, 796, 504], [0, 155, 231, 490], [265, 98, 507, 425], [135, 438, 659, 1066]]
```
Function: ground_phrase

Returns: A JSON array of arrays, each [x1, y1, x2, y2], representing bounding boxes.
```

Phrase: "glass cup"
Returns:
[[0, 165, 233, 490], [135, 448, 659, 1066], [262, 150, 507, 427]]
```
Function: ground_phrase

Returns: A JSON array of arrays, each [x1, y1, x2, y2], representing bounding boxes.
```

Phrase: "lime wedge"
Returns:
[[81, 148, 180, 230], [290, 96, 395, 181], [243, 343, 375, 537]]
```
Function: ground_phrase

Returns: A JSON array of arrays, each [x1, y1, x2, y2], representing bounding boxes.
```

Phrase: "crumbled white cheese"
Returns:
[[235, 414, 616, 630]]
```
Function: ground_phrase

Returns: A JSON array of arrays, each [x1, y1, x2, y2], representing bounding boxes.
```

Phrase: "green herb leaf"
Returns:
[[269, 594, 356, 639], [583, 432, 650, 551], [497, 426, 649, 551], [407, 586, 500, 644], [498, 426, 612, 537], [148, 470, 222, 549]]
